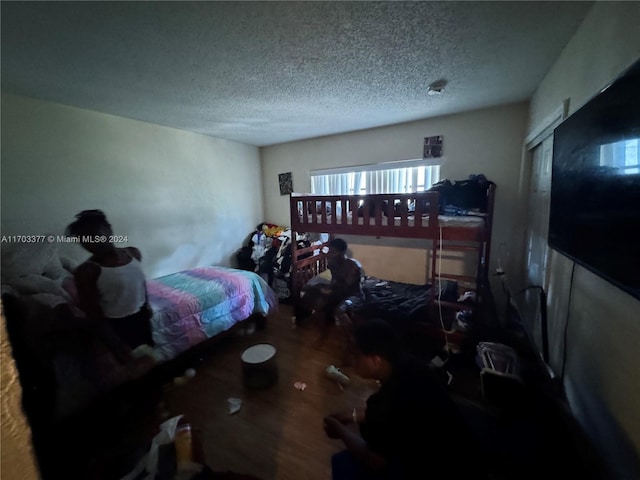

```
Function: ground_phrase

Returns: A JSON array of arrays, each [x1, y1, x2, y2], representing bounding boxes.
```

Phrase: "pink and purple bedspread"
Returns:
[[147, 266, 278, 361]]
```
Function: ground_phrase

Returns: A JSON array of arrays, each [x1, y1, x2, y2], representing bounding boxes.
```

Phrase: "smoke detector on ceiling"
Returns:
[[427, 79, 448, 95]]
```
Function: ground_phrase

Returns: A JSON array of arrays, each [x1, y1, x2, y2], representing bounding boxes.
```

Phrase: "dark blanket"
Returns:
[[348, 276, 458, 330]]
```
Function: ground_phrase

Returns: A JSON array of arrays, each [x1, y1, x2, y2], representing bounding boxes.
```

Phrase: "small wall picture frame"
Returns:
[[423, 135, 443, 158], [278, 172, 293, 195]]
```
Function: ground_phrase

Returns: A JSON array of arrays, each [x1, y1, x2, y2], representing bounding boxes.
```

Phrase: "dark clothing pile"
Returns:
[[350, 276, 458, 330], [235, 223, 312, 301], [428, 173, 495, 215]]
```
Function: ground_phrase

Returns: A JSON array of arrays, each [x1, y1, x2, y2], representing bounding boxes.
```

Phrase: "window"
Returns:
[[310, 160, 440, 195], [599, 138, 639, 175]]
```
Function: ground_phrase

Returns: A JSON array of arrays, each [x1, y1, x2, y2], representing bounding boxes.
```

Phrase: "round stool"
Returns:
[[241, 343, 278, 389]]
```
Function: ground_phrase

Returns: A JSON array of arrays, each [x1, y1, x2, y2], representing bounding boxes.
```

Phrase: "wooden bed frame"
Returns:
[[289, 185, 495, 300], [287, 185, 496, 347]]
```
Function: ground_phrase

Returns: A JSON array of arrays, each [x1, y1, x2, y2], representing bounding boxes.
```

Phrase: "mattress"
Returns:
[[299, 213, 486, 228], [147, 266, 278, 361]]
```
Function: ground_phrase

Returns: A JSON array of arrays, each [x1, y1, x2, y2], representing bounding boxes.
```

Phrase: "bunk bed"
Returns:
[[288, 183, 496, 348]]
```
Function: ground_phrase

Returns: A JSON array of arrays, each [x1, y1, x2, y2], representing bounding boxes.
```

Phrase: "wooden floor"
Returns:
[[67, 302, 493, 480], [33, 302, 471, 480], [151, 305, 380, 480], [34, 300, 608, 480]]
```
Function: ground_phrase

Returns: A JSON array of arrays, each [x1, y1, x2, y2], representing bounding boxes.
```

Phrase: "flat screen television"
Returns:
[[549, 57, 640, 301]]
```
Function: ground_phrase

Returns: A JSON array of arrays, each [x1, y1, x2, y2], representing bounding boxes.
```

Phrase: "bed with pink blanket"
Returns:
[[0, 264, 277, 429], [147, 266, 278, 362]]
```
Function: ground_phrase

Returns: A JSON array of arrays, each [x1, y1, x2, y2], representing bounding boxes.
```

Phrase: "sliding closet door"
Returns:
[[522, 135, 553, 355]]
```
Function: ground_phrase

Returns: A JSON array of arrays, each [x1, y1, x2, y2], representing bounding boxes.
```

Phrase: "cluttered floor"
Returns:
[[30, 299, 606, 480]]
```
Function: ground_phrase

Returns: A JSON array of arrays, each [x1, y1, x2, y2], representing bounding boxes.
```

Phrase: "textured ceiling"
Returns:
[[1, 1, 593, 147]]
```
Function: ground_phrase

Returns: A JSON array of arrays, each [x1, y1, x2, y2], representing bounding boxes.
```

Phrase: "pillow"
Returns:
[[28, 293, 69, 310], [8, 274, 70, 299], [0, 241, 58, 281], [42, 257, 68, 280], [60, 256, 79, 274]]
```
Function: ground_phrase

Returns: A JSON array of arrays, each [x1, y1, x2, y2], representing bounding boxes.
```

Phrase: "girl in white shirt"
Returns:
[[66, 210, 153, 364]]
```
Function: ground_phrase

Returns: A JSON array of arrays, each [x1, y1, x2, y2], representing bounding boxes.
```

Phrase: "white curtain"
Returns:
[[421, 165, 441, 192], [312, 173, 346, 195], [312, 165, 440, 195], [311, 165, 440, 195], [366, 168, 406, 194], [311, 171, 365, 195]]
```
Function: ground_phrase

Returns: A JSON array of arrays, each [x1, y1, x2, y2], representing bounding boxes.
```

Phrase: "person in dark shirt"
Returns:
[[323, 318, 486, 479], [299, 238, 364, 330], [326, 238, 363, 298], [323, 238, 364, 323]]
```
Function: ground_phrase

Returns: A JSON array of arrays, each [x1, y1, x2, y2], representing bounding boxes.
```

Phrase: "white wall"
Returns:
[[261, 102, 528, 285], [525, 2, 640, 478], [1, 94, 264, 278], [262, 103, 528, 283]]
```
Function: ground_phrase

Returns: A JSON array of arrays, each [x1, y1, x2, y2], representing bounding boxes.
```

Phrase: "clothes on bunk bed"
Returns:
[[257, 234, 310, 300], [350, 276, 458, 329], [428, 173, 495, 215], [236, 222, 312, 301]]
